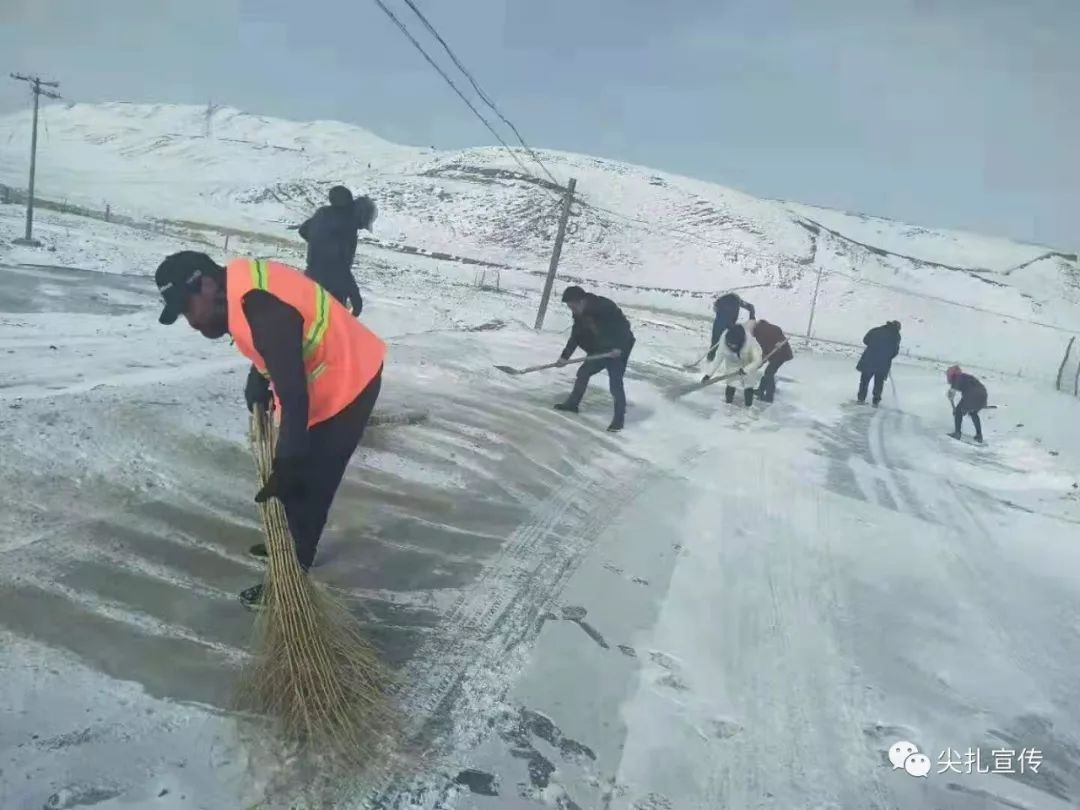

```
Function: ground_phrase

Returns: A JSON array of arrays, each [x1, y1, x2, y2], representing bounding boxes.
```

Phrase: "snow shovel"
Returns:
[[681, 339, 723, 370], [668, 341, 789, 399], [494, 350, 622, 376]]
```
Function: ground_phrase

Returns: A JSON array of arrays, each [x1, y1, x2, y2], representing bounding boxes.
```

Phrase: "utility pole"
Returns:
[[10, 73, 61, 246], [805, 264, 824, 340], [534, 177, 577, 330]]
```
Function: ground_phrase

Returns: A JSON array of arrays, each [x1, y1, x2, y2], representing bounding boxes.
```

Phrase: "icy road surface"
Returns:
[[1, 261, 1080, 810]]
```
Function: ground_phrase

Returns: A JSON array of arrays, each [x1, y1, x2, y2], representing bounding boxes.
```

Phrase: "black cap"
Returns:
[[155, 251, 220, 325], [561, 285, 586, 303]]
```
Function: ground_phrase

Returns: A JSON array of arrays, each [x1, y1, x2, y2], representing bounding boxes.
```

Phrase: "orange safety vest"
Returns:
[[226, 257, 385, 427]]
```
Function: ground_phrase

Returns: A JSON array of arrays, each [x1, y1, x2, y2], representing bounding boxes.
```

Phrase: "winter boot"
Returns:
[[607, 418, 624, 433], [973, 434, 984, 444], [249, 543, 268, 560], [947, 431, 962, 440], [744, 388, 755, 407], [724, 385, 736, 404], [553, 401, 579, 413], [872, 400, 880, 408]]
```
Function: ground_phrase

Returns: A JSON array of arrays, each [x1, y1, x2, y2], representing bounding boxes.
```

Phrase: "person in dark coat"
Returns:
[[707, 292, 756, 362], [748, 319, 793, 402], [297, 185, 372, 315], [554, 285, 635, 432], [856, 320, 901, 406], [946, 365, 988, 443]]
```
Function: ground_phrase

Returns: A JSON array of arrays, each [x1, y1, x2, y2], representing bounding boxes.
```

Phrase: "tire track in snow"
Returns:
[[360, 452, 652, 805], [698, 448, 893, 810], [864, 406, 1080, 809]]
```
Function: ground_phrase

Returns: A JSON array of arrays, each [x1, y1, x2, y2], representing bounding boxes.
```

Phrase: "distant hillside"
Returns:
[[0, 101, 1076, 376]]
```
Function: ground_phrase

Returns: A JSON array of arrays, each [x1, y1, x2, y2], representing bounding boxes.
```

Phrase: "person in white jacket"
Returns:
[[702, 323, 763, 405]]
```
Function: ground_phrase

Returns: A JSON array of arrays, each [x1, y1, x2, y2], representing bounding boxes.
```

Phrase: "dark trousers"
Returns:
[[565, 340, 634, 422], [858, 370, 886, 403], [758, 356, 788, 402], [953, 403, 983, 439], [283, 368, 381, 569]]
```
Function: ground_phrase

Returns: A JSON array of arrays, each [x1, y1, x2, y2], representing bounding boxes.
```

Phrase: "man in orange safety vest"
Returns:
[[155, 251, 385, 608]]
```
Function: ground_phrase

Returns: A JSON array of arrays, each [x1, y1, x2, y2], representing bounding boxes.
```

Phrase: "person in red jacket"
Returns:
[[155, 251, 385, 608], [747, 319, 793, 402]]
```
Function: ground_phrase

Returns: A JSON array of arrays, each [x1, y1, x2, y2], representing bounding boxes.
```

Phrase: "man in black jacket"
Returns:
[[707, 292, 756, 361], [297, 185, 372, 315], [553, 285, 635, 432], [856, 320, 901, 406]]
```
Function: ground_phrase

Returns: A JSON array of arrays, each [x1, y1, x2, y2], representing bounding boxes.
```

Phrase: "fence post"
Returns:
[[805, 265, 824, 339], [1056, 336, 1074, 391], [104, 203, 110, 223], [224, 233, 230, 252]]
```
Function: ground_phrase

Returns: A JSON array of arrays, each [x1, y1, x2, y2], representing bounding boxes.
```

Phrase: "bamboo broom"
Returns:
[[235, 406, 397, 772]]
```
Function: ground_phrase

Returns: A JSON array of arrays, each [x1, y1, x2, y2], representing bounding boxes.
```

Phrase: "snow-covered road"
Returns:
[[2, 258, 1080, 810], [411, 360, 1080, 810]]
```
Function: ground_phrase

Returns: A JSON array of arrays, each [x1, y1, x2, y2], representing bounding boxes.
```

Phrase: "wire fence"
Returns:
[[3, 176, 1078, 384]]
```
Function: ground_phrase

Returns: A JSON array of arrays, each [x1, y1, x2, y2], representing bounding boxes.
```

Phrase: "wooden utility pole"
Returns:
[[10, 73, 61, 246], [805, 264, 824, 340], [534, 177, 577, 330]]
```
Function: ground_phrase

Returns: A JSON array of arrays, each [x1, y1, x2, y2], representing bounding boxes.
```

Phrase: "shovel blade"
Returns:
[[494, 364, 523, 375]]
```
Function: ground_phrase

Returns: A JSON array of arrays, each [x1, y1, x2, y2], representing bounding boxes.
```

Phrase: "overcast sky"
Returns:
[[2, 0, 1076, 247]]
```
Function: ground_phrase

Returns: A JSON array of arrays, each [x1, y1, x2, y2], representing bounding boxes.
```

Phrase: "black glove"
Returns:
[[244, 367, 272, 413], [254, 456, 307, 503], [350, 296, 363, 317], [706, 350, 716, 362], [701, 375, 711, 383]]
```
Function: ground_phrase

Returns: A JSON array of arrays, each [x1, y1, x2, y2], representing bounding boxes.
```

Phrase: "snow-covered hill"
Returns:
[[0, 102, 1077, 376], [4, 103, 1080, 810]]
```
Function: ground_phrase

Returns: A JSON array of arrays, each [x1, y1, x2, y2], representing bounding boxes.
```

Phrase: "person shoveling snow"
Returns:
[[746, 318, 793, 403], [154, 251, 386, 607], [707, 292, 756, 363], [702, 324, 763, 406], [553, 285, 635, 433], [946, 364, 988, 444], [855, 320, 901, 407]]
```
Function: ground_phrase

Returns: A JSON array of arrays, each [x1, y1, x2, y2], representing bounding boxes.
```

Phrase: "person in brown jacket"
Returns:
[[747, 319, 793, 402], [946, 365, 988, 443]]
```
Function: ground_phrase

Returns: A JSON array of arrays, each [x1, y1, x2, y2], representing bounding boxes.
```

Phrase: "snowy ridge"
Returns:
[[1, 102, 1078, 377]]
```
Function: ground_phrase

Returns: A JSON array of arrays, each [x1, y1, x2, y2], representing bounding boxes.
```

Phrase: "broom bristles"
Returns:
[[236, 408, 397, 772]]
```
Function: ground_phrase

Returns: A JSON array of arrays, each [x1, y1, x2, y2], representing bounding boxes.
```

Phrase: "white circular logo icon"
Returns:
[[889, 740, 919, 770], [904, 753, 932, 778]]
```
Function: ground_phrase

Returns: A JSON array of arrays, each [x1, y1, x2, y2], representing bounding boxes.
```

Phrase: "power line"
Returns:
[[396, 0, 561, 189], [371, 0, 561, 199]]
